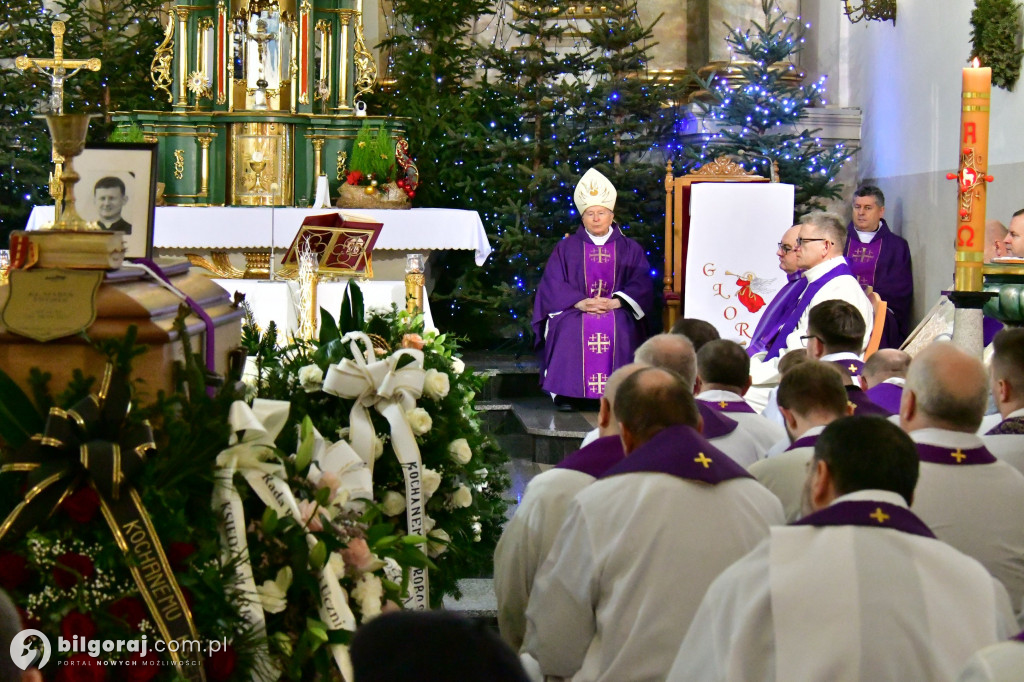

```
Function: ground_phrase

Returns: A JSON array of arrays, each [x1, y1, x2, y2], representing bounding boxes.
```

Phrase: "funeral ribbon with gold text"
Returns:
[[0, 366, 206, 680]]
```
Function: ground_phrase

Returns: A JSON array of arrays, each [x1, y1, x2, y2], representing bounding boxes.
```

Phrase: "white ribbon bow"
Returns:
[[322, 332, 431, 610]]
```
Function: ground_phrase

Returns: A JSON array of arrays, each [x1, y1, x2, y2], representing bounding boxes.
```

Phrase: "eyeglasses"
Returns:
[[800, 334, 819, 347], [795, 237, 831, 248], [777, 242, 795, 254]]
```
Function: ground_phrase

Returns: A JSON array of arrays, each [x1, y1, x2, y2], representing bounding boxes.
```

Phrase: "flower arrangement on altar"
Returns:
[[0, 287, 508, 680], [337, 125, 418, 209]]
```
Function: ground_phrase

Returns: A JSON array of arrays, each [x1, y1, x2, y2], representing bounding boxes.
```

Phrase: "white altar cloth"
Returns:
[[27, 206, 492, 266], [216, 279, 434, 340]]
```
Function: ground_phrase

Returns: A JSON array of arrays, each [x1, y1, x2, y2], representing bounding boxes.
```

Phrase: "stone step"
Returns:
[[509, 398, 594, 465]]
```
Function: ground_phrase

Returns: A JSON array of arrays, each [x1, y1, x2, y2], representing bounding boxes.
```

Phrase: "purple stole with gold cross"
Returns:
[[581, 240, 616, 398], [915, 443, 997, 466], [793, 500, 935, 538], [601, 425, 752, 484], [847, 237, 883, 289], [698, 398, 757, 414]]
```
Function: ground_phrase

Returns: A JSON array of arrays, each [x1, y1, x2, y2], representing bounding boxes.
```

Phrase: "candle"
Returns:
[[952, 59, 992, 292]]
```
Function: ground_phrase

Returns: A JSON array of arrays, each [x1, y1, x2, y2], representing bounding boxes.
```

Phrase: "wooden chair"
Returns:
[[864, 287, 887, 359], [663, 157, 772, 331]]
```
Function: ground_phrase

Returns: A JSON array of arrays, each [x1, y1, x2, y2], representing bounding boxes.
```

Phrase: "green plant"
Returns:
[[970, 0, 1024, 90]]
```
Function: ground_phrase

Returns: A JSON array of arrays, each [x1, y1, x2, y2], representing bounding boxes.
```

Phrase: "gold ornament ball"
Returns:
[[364, 186, 376, 195]]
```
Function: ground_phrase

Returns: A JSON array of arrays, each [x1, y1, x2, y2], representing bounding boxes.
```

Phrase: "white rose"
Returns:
[[327, 552, 346, 577], [352, 573, 384, 620], [372, 434, 385, 460], [427, 528, 451, 557], [381, 491, 406, 516], [422, 515, 436, 534], [256, 567, 293, 614], [422, 468, 442, 498], [448, 438, 472, 465], [423, 368, 450, 401], [451, 484, 473, 508], [297, 364, 324, 393], [406, 408, 432, 435], [451, 357, 465, 375]]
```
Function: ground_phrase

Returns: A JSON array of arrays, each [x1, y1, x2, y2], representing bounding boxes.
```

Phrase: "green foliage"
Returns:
[[348, 124, 394, 183], [970, 0, 1024, 90], [677, 0, 856, 216]]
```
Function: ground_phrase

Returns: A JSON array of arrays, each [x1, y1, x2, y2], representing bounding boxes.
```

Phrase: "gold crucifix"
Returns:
[[15, 21, 102, 116]]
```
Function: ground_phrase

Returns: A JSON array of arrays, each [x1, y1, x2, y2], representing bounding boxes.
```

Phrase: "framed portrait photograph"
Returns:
[[75, 143, 158, 259]]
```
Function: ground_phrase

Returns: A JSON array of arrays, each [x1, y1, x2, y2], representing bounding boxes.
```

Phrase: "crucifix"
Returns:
[[15, 21, 102, 116], [16, 21, 101, 220]]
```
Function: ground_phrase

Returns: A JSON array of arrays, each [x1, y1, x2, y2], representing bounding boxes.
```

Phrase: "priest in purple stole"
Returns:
[[748, 224, 807, 356], [532, 168, 652, 402], [844, 186, 913, 348]]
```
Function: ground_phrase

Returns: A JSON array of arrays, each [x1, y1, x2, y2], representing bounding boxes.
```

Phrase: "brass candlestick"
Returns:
[[41, 113, 99, 231]]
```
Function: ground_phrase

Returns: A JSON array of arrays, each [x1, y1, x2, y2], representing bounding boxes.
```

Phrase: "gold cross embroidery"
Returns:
[[869, 507, 890, 524], [590, 279, 609, 297], [950, 448, 967, 463], [694, 452, 712, 468], [589, 246, 611, 264], [587, 333, 610, 354], [851, 246, 873, 263], [718, 401, 729, 409], [587, 373, 608, 393], [847, 364, 859, 375], [848, 401, 857, 413]]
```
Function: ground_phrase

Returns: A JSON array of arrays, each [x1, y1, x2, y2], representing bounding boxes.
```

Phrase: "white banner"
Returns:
[[684, 183, 795, 346]]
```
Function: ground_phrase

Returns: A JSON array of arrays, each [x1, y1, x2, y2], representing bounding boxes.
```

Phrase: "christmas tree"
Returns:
[[679, 0, 854, 215], [970, 0, 1024, 90]]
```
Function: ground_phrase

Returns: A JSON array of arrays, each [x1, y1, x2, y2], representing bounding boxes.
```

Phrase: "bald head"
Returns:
[[634, 333, 697, 390], [862, 349, 911, 389], [986, 220, 1008, 262], [614, 367, 698, 451], [598, 363, 645, 436], [901, 342, 989, 433]]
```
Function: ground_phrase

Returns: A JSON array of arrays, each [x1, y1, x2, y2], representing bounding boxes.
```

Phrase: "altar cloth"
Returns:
[[27, 206, 492, 266]]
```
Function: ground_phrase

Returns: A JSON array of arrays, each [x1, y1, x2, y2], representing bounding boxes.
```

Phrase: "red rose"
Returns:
[[166, 542, 197, 572], [0, 551, 29, 590], [205, 645, 237, 681], [55, 653, 106, 682], [118, 651, 159, 682], [346, 170, 364, 185], [53, 553, 94, 589], [61, 610, 97, 641], [62, 486, 100, 524], [108, 598, 147, 629]]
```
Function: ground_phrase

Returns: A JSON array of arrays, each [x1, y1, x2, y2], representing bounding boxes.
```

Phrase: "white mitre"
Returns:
[[574, 168, 616, 214]]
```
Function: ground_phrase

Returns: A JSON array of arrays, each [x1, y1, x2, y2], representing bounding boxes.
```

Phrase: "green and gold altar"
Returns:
[[114, 0, 402, 207]]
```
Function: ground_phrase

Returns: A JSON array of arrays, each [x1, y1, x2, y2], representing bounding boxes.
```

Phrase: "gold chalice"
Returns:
[[248, 158, 268, 194], [40, 113, 99, 231]]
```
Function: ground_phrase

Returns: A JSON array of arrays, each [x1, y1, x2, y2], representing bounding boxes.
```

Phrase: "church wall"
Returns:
[[804, 0, 1024, 329]]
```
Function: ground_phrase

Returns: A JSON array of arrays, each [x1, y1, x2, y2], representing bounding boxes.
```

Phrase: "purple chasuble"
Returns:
[[984, 316, 1005, 347], [915, 442, 997, 466], [602, 424, 752, 484], [846, 386, 892, 417], [747, 272, 808, 356], [1014, 629, 1024, 643], [844, 220, 914, 348], [785, 434, 820, 452], [532, 226, 652, 399], [793, 500, 935, 538], [581, 241, 616, 398], [866, 382, 904, 415], [555, 435, 625, 478], [697, 401, 740, 439], [830, 359, 865, 379], [764, 261, 855, 361], [698, 398, 756, 414], [987, 416, 1024, 436]]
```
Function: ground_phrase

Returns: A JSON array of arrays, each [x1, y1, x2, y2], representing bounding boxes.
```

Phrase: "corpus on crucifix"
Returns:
[[15, 20, 101, 116]]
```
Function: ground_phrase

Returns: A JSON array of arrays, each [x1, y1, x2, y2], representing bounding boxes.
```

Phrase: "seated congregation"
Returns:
[[496, 302, 1024, 682]]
